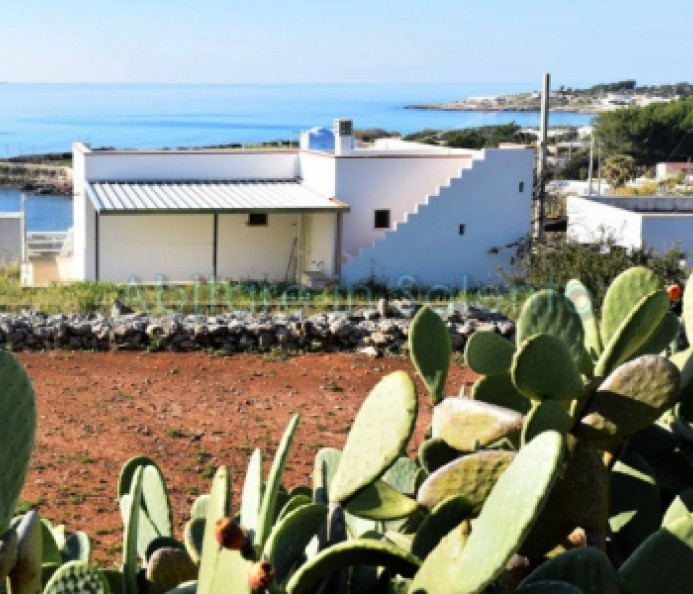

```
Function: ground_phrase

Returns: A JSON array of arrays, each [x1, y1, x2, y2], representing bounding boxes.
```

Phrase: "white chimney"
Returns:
[[333, 119, 354, 156]]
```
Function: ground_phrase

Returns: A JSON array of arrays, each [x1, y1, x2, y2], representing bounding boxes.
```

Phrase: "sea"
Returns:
[[0, 82, 594, 230]]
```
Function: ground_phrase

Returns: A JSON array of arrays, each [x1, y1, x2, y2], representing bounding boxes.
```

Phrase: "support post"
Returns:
[[532, 73, 550, 243], [20, 193, 27, 264]]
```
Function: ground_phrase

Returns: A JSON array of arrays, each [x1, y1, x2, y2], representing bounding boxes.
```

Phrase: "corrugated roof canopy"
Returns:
[[86, 180, 348, 214]]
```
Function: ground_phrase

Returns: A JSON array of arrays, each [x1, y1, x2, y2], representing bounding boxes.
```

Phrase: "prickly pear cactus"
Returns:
[[0, 352, 36, 536], [464, 330, 515, 376], [515, 289, 588, 372], [329, 371, 417, 504], [600, 266, 662, 347], [285, 538, 421, 594], [409, 305, 451, 404], [411, 431, 564, 593], [431, 398, 523, 451], [511, 334, 584, 401], [42, 561, 110, 594], [197, 466, 251, 594]]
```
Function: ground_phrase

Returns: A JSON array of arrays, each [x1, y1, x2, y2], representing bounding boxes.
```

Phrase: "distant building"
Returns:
[[567, 195, 693, 264], [656, 161, 693, 184], [26, 120, 533, 288]]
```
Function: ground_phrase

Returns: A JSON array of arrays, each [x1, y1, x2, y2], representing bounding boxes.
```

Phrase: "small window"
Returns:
[[459, 224, 466, 235], [374, 209, 390, 229], [519, 181, 525, 193], [247, 213, 268, 226]]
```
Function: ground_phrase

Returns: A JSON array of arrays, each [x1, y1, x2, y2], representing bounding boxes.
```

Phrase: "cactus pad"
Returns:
[[609, 450, 661, 559], [254, 414, 300, 555], [595, 290, 668, 377], [516, 289, 587, 371], [600, 266, 662, 347], [418, 437, 463, 474], [0, 352, 36, 536], [411, 496, 473, 560], [662, 485, 693, 527], [417, 450, 514, 515], [565, 278, 602, 359], [345, 479, 419, 520], [330, 371, 417, 504], [413, 431, 564, 593], [471, 372, 531, 414], [511, 335, 584, 401], [464, 331, 515, 375], [409, 305, 451, 404], [146, 547, 197, 594], [521, 400, 573, 445], [42, 561, 110, 594], [9, 510, 43, 594], [197, 466, 251, 594], [576, 355, 679, 446], [263, 503, 327, 585], [519, 547, 619, 594], [285, 538, 421, 594], [618, 513, 693, 594], [432, 398, 523, 451], [240, 448, 262, 537]]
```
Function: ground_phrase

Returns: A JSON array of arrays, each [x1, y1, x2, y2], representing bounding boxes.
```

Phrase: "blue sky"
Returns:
[[2, 0, 691, 86]]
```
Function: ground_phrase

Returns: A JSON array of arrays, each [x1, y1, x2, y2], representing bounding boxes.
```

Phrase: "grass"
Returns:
[[0, 265, 518, 317]]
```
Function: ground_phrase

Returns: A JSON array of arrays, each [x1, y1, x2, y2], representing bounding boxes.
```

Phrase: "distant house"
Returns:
[[33, 120, 533, 288], [567, 195, 693, 263], [656, 162, 693, 184]]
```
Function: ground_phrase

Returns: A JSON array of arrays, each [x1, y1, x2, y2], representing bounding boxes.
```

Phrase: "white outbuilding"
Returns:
[[61, 119, 533, 289], [568, 195, 693, 263]]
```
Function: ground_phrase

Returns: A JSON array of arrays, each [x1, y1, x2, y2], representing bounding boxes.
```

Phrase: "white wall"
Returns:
[[334, 153, 474, 255], [99, 215, 214, 282], [0, 215, 21, 265], [83, 151, 299, 181], [72, 144, 98, 280], [567, 197, 643, 249], [298, 152, 336, 197], [217, 213, 300, 282], [303, 212, 337, 277], [341, 149, 534, 287]]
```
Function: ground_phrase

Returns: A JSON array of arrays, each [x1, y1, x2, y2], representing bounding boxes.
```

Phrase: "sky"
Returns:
[[1, 0, 691, 86]]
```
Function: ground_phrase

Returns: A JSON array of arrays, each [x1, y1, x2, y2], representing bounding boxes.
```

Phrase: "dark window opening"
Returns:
[[248, 213, 268, 226], [459, 224, 466, 235], [519, 181, 525, 192], [374, 209, 390, 229]]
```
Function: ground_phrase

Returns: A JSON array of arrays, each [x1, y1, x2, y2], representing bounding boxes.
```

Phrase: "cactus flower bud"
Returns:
[[668, 284, 682, 301], [214, 517, 246, 550], [247, 560, 275, 591]]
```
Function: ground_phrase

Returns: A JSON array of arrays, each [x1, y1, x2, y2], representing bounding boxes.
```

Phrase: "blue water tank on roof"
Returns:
[[300, 127, 335, 152]]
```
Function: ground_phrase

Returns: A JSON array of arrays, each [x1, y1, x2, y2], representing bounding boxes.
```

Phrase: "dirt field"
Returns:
[[15, 351, 475, 564]]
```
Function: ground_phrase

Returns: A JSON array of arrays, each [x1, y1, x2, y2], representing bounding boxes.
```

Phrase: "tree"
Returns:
[[594, 97, 693, 165], [602, 154, 636, 187]]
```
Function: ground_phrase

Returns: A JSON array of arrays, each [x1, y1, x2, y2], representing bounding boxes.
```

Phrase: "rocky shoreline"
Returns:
[[0, 305, 514, 355], [0, 161, 72, 196]]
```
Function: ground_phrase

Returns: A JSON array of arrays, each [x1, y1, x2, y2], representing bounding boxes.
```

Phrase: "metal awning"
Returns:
[[86, 180, 349, 214]]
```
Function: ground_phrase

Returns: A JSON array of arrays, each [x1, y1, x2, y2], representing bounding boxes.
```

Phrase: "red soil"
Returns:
[[16, 351, 476, 564]]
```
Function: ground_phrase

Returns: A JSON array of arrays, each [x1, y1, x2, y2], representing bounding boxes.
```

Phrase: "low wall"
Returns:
[[0, 307, 514, 355]]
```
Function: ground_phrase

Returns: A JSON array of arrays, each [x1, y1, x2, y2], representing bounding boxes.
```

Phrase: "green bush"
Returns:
[[503, 235, 687, 307]]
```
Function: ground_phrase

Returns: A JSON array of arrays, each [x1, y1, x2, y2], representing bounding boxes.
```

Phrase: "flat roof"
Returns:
[[86, 180, 348, 214]]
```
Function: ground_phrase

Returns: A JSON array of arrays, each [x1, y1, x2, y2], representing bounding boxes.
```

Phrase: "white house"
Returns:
[[656, 162, 693, 185], [57, 119, 533, 289], [567, 195, 693, 263]]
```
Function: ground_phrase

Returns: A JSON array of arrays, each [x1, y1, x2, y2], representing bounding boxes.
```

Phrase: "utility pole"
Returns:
[[532, 73, 550, 243], [587, 135, 595, 195]]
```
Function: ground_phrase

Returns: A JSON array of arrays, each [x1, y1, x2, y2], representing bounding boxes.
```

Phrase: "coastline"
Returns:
[[404, 105, 602, 115]]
